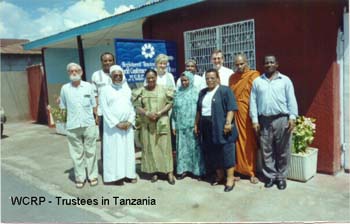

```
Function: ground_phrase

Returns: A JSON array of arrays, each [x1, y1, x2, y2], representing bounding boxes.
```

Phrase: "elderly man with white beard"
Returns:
[[60, 62, 98, 189]]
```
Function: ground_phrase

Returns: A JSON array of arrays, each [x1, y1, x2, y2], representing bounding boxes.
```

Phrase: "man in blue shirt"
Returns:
[[60, 62, 98, 189], [249, 55, 298, 190]]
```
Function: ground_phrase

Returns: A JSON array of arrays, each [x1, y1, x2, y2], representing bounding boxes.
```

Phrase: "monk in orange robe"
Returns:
[[229, 54, 260, 184]]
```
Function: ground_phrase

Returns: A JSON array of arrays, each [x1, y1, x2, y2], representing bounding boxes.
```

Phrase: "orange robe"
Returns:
[[229, 70, 260, 177]]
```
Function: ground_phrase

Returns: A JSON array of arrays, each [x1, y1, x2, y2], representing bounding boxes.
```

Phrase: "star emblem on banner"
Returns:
[[141, 43, 155, 59]]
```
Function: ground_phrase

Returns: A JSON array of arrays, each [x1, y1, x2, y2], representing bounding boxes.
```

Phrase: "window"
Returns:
[[184, 19, 256, 74]]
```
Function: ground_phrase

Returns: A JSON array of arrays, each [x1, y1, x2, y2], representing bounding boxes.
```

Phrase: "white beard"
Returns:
[[70, 75, 81, 81]]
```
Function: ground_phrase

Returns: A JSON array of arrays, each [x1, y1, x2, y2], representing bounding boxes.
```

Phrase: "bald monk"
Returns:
[[229, 54, 260, 184]]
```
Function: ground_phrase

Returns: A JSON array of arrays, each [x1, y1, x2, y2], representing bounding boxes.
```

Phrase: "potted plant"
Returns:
[[48, 105, 67, 135], [288, 116, 318, 182]]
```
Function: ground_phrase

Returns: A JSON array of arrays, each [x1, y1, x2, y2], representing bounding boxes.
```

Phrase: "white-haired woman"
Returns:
[[154, 54, 176, 89], [99, 65, 137, 184]]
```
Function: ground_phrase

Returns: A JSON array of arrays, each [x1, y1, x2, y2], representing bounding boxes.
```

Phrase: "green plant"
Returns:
[[50, 106, 67, 123], [292, 116, 316, 154]]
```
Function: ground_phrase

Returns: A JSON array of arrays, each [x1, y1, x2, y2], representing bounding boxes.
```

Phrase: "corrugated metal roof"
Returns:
[[1, 39, 41, 55], [0, 39, 29, 47]]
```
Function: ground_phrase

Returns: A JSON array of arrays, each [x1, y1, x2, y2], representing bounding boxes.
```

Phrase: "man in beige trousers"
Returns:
[[60, 62, 98, 188]]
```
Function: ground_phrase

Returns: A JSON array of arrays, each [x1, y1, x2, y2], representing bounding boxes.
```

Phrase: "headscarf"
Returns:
[[109, 65, 131, 97], [173, 71, 199, 129], [177, 71, 194, 92]]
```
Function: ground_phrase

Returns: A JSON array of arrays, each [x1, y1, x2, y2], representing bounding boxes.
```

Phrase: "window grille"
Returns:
[[184, 19, 256, 74]]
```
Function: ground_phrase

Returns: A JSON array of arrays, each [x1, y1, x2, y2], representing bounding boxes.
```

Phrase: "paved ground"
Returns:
[[1, 122, 350, 222], [2, 168, 103, 222]]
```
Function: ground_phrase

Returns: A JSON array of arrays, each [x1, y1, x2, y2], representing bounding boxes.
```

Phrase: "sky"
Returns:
[[0, 0, 150, 41]]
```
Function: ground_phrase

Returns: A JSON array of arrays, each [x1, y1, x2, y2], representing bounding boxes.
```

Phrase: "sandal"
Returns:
[[197, 175, 205, 181], [125, 178, 137, 184], [177, 173, 186, 180], [168, 173, 175, 185], [151, 174, 158, 183], [250, 176, 259, 184], [90, 178, 98, 187], [211, 177, 225, 186], [75, 181, 85, 189]]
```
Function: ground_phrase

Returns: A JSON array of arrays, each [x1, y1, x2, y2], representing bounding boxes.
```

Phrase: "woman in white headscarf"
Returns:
[[99, 65, 137, 184]]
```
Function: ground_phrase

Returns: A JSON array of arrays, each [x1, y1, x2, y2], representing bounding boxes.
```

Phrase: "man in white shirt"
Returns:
[[202, 50, 234, 87], [91, 52, 114, 167], [60, 62, 98, 188]]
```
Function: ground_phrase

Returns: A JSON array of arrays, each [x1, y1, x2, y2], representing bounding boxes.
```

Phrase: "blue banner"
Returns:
[[115, 38, 178, 84]]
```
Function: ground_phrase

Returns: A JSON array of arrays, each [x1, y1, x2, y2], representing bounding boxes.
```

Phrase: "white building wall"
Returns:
[[342, 11, 349, 171], [84, 44, 115, 81]]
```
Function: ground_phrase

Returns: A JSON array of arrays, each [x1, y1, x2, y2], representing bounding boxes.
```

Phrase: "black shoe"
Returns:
[[264, 179, 275, 188], [276, 180, 287, 190], [224, 183, 235, 192]]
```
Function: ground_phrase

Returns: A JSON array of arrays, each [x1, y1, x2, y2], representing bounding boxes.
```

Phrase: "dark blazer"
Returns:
[[197, 85, 239, 144]]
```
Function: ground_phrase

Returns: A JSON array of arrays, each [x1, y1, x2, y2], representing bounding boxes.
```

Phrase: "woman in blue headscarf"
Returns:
[[172, 71, 205, 180]]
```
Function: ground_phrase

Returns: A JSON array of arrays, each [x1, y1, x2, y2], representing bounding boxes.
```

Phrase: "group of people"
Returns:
[[59, 49, 298, 192]]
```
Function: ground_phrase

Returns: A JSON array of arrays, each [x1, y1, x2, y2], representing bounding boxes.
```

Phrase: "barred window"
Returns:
[[184, 19, 256, 74]]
